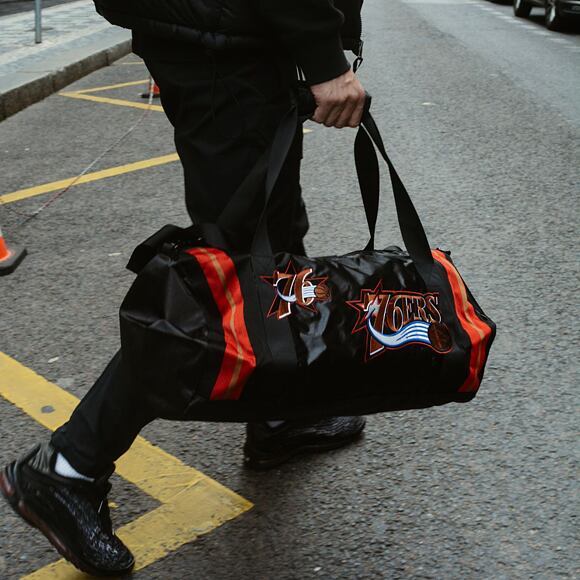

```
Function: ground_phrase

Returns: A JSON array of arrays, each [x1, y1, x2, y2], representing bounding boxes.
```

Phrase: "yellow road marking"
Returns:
[[26, 481, 248, 579], [59, 91, 164, 112], [0, 154, 179, 205], [0, 352, 253, 579], [72, 79, 149, 94]]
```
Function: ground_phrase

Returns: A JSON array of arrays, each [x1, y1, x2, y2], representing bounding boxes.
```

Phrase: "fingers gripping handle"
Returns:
[[296, 83, 372, 119]]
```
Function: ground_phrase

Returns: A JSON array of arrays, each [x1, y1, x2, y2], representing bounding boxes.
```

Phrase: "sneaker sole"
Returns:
[[243, 424, 366, 471], [0, 464, 134, 577]]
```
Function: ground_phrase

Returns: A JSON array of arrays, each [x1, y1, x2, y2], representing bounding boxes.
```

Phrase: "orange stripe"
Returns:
[[207, 250, 252, 396], [188, 248, 256, 400], [432, 250, 493, 393]]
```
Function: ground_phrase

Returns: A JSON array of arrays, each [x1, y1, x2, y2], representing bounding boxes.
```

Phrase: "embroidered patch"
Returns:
[[261, 262, 331, 320], [346, 281, 451, 361]]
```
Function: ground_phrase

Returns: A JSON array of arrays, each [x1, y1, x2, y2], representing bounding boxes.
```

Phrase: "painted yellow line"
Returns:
[[73, 79, 149, 94], [0, 154, 179, 205], [59, 91, 164, 112], [26, 480, 250, 579], [0, 352, 253, 579], [0, 353, 198, 502]]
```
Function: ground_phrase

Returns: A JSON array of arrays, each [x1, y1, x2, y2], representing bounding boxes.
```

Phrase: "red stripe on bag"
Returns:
[[432, 250, 493, 393], [188, 248, 256, 400]]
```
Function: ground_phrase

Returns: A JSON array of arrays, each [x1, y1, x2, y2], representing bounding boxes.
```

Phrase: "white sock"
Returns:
[[54, 453, 94, 482], [266, 420, 286, 429]]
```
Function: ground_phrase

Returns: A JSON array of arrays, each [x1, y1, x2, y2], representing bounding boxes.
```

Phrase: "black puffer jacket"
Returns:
[[94, 0, 363, 84]]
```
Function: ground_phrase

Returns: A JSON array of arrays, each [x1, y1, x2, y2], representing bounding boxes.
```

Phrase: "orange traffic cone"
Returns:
[[141, 78, 160, 99], [0, 226, 27, 276]]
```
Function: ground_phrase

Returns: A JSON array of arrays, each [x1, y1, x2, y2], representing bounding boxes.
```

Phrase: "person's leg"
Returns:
[[51, 351, 156, 478], [0, 349, 150, 575], [9, 49, 305, 502], [44, 50, 305, 483], [144, 49, 308, 253], [1, 50, 308, 576]]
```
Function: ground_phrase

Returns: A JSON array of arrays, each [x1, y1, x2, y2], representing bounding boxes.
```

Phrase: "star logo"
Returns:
[[347, 281, 449, 361], [261, 261, 331, 320]]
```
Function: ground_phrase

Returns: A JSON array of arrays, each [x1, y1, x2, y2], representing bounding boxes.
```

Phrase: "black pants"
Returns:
[[51, 49, 307, 478]]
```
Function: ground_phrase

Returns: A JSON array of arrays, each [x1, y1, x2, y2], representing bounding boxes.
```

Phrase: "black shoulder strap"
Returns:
[[356, 112, 434, 278]]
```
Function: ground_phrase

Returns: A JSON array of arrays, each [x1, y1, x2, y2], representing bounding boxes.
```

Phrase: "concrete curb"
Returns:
[[0, 29, 131, 122]]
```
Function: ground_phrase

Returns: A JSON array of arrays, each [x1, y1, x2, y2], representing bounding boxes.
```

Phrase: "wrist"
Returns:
[[295, 34, 351, 86]]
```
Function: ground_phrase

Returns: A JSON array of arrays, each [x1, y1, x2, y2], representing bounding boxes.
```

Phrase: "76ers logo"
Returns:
[[262, 262, 331, 320], [347, 282, 452, 360]]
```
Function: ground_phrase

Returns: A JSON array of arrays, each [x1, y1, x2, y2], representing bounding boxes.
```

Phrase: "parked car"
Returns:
[[513, 0, 580, 30]]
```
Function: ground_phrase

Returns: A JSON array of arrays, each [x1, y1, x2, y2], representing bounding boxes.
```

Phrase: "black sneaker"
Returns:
[[243, 416, 366, 470], [0, 443, 134, 577]]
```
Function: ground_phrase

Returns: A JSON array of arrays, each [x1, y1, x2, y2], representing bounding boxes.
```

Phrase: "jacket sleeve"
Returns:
[[256, 0, 351, 85]]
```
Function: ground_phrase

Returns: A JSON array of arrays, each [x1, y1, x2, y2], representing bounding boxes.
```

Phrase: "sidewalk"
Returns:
[[0, 0, 130, 121], [0, 0, 78, 18]]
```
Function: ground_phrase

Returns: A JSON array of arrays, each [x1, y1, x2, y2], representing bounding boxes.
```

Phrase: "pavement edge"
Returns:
[[0, 30, 132, 122]]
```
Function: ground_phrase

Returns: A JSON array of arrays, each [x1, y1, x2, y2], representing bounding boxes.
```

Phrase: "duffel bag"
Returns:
[[119, 101, 496, 422]]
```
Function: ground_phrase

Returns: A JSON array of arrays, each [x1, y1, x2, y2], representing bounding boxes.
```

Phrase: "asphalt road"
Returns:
[[1, 1, 579, 578]]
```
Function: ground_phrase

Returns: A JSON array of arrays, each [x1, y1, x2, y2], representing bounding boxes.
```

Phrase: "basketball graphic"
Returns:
[[428, 321, 452, 353], [314, 283, 331, 300]]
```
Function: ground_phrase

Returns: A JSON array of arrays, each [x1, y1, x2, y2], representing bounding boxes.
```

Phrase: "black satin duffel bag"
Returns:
[[119, 102, 496, 422]]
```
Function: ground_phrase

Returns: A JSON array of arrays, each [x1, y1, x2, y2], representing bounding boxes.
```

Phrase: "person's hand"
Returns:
[[310, 69, 366, 128]]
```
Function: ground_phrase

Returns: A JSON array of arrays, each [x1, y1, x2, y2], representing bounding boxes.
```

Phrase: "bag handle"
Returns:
[[355, 111, 434, 276], [246, 95, 434, 282], [354, 122, 379, 252]]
